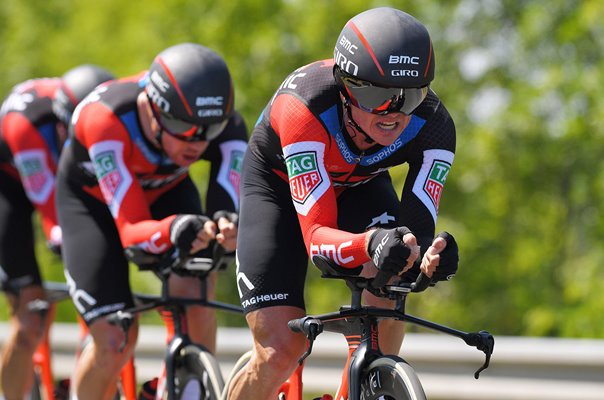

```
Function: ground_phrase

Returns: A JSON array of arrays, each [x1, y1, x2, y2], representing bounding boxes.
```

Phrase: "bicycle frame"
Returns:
[[110, 247, 243, 400], [283, 255, 494, 400]]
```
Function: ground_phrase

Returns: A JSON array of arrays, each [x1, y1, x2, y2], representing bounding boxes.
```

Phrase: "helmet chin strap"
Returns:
[[343, 100, 374, 144]]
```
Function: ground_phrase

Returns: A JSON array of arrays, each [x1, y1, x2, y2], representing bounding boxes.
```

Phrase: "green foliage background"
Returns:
[[1, 0, 603, 338]]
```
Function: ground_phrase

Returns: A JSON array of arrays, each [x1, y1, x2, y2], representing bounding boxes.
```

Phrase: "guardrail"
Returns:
[[1, 323, 603, 399]]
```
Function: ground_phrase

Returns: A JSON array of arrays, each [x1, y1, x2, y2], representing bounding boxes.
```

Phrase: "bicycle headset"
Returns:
[[143, 43, 234, 143], [52, 64, 115, 126], [333, 7, 434, 117]]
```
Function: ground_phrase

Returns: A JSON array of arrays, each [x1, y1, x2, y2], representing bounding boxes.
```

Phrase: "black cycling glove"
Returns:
[[169, 214, 210, 254], [212, 210, 239, 226], [431, 231, 459, 282], [367, 226, 413, 276]]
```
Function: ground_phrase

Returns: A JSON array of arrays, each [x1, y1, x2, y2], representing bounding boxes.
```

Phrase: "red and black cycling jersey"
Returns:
[[249, 59, 455, 268], [0, 78, 63, 244], [58, 72, 248, 254]]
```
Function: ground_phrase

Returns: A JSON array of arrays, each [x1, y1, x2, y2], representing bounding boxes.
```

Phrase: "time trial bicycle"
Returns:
[[107, 244, 243, 400], [223, 254, 494, 400]]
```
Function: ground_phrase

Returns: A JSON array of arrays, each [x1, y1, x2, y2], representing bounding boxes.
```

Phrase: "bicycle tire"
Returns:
[[360, 355, 426, 400], [220, 350, 252, 400], [170, 344, 225, 400]]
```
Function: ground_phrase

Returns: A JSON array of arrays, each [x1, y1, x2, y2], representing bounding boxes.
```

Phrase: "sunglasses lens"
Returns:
[[202, 119, 229, 141], [336, 69, 428, 115], [157, 111, 196, 135]]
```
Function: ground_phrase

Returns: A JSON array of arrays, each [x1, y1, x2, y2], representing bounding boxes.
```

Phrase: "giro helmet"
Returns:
[[333, 7, 434, 115], [53, 64, 115, 125], [145, 43, 234, 142]]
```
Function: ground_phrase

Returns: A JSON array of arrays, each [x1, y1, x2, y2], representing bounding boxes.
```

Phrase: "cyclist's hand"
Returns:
[[213, 211, 238, 252], [169, 214, 213, 255], [367, 227, 420, 276], [420, 231, 459, 282]]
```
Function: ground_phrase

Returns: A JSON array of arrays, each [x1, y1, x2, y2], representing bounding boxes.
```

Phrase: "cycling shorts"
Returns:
[[236, 151, 401, 314], [56, 175, 205, 325], [0, 170, 42, 292]]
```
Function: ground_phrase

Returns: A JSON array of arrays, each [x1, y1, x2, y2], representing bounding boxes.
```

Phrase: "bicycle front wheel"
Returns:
[[360, 356, 426, 400], [172, 344, 225, 400]]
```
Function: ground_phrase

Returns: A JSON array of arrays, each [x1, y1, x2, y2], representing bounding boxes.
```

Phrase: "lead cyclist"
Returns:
[[229, 7, 459, 400]]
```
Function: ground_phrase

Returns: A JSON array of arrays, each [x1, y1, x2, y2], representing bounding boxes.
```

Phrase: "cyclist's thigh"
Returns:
[[236, 152, 308, 315], [0, 171, 41, 292], [56, 179, 134, 325], [337, 172, 401, 233]]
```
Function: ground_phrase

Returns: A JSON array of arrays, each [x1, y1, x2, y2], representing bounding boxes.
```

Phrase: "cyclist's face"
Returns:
[[162, 133, 209, 167], [348, 104, 412, 147]]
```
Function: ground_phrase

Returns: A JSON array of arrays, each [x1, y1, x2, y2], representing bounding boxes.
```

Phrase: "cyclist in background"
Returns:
[[55, 43, 247, 399], [0, 64, 114, 400], [228, 7, 460, 399]]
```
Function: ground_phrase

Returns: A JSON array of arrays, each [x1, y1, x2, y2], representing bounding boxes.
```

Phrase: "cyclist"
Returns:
[[0, 64, 114, 400], [55, 43, 247, 399], [228, 7, 460, 399]]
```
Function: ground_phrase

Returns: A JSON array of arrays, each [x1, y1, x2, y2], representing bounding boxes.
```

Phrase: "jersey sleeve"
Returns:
[[202, 112, 248, 215], [271, 94, 370, 268], [401, 100, 456, 247], [76, 102, 175, 253], [2, 112, 61, 243]]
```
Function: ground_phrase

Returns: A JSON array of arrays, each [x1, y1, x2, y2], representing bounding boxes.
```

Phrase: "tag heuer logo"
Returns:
[[95, 151, 122, 203], [423, 160, 451, 209], [286, 151, 323, 203], [229, 150, 244, 196], [20, 158, 47, 194]]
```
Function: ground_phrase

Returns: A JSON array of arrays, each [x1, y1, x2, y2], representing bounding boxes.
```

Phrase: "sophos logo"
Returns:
[[372, 235, 390, 265]]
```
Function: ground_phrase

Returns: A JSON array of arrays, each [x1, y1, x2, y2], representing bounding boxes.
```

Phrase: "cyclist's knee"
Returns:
[[88, 317, 139, 359], [246, 306, 307, 374]]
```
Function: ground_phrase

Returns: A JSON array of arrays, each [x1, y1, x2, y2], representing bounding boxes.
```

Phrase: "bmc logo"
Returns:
[[310, 241, 354, 265], [389, 55, 420, 65]]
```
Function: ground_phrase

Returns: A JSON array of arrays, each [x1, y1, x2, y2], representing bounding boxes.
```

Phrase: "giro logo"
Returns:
[[334, 48, 359, 76], [392, 70, 419, 77], [146, 82, 170, 112], [150, 71, 169, 92], [310, 241, 354, 265]]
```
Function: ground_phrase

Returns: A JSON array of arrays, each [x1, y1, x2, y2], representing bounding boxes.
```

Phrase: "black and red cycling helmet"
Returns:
[[333, 7, 434, 115], [144, 43, 234, 142], [53, 64, 114, 125]]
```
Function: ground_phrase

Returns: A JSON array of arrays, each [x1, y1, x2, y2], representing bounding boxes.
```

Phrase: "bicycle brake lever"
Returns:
[[464, 330, 494, 379], [297, 324, 321, 365]]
